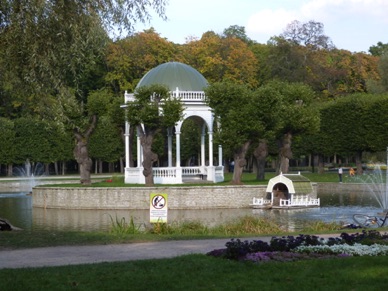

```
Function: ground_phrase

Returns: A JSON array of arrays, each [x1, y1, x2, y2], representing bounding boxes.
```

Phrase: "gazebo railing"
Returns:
[[125, 166, 222, 184], [171, 91, 206, 102], [182, 167, 205, 176]]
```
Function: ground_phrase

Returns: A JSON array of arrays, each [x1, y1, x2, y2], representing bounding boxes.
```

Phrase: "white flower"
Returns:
[[293, 243, 388, 256]]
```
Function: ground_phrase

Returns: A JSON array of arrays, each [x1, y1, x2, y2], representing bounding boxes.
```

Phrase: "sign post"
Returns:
[[150, 193, 168, 223]]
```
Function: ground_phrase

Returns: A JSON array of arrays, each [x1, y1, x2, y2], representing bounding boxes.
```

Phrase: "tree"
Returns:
[[222, 25, 252, 44], [319, 95, 370, 173], [249, 42, 272, 86], [205, 82, 281, 184], [266, 36, 308, 84], [180, 119, 201, 166], [265, 34, 378, 99], [307, 49, 379, 98], [89, 115, 122, 173], [0, 0, 168, 183], [281, 20, 334, 50], [105, 28, 178, 93], [250, 85, 285, 180], [318, 93, 388, 174], [88, 89, 123, 173], [363, 94, 388, 153], [181, 31, 258, 87], [369, 42, 388, 56], [263, 81, 320, 174], [73, 115, 97, 184], [125, 84, 184, 185], [74, 88, 123, 183], [0, 0, 168, 103], [0, 117, 16, 176], [375, 53, 388, 92]]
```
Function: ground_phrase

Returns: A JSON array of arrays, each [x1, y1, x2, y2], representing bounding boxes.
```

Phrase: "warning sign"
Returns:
[[150, 193, 168, 223]]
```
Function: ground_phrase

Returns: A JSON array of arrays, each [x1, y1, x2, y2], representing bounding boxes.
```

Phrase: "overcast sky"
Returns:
[[133, 0, 388, 53]]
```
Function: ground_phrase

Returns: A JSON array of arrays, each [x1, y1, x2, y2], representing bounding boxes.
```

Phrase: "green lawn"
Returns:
[[1, 254, 387, 290], [47, 171, 342, 188]]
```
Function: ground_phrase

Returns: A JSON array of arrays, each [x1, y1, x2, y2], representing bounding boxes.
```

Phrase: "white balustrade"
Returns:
[[285, 195, 320, 207], [171, 91, 206, 102], [182, 167, 202, 176], [251, 197, 271, 206], [153, 168, 177, 178], [280, 199, 291, 206]]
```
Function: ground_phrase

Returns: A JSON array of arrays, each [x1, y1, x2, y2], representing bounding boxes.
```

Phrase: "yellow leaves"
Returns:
[[105, 31, 177, 92], [181, 33, 258, 87]]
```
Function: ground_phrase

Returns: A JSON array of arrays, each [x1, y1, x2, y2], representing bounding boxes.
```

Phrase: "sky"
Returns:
[[133, 0, 388, 53]]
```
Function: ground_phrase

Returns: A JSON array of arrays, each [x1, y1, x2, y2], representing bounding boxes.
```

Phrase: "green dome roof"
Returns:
[[136, 62, 208, 91]]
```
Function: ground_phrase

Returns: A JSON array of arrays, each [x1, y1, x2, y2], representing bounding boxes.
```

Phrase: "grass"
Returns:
[[0, 215, 347, 250], [2, 171, 385, 289], [41, 171, 342, 188], [1, 254, 387, 290], [0, 169, 373, 187], [1, 211, 386, 290]]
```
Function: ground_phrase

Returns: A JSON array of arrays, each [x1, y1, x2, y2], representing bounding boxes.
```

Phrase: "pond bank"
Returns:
[[1, 179, 373, 210]]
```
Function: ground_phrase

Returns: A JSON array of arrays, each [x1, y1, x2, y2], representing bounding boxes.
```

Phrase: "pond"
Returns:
[[0, 191, 382, 232]]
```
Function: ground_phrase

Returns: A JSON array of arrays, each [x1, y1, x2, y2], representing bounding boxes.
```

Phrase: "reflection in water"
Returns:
[[32, 208, 259, 232], [0, 193, 32, 230], [0, 191, 382, 232]]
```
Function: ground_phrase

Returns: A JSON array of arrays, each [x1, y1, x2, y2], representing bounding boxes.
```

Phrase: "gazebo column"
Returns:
[[218, 145, 223, 166], [206, 130, 216, 181], [125, 122, 130, 168], [175, 130, 182, 183], [201, 125, 206, 167], [137, 127, 142, 168], [208, 131, 213, 166], [167, 127, 173, 167], [216, 121, 222, 167], [175, 131, 181, 167]]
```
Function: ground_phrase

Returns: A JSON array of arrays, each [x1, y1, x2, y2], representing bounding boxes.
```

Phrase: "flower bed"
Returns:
[[207, 230, 388, 263]]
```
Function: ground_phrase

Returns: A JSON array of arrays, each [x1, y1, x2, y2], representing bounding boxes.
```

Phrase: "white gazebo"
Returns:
[[122, 62, 224, 184]]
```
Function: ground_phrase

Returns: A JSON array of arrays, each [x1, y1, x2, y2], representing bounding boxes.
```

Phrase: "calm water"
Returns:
[[0, 191, 381, 232]]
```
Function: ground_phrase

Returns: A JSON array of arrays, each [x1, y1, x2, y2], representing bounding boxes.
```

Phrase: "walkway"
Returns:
[[0, 234, 340, 269], [0, 237, 267, 269]]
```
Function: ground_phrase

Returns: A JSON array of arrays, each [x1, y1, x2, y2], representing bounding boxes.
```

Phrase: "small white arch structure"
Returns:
[[264, 172, 319, 208], [122, 62, 224, 184]]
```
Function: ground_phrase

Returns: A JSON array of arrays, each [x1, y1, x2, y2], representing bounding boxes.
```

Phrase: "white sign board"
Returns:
[[150, 193, 168, 223]]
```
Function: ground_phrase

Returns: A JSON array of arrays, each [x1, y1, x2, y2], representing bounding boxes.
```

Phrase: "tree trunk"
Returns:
[[99, 159, 104, 173], [318, 154, 324, 174], [253, 139, 268, 181], [61, 161, 66, 175], [119, 156, 124, 173], [73, 115, 97, 185], [140, 129, 158, 186], [7, 164, 13, 177], [54, 161, 58, 175], [44, 163, 50, 175], [278, 132, 293, 174], [356, 151, 363, 175], [231, 141, 251, 185]]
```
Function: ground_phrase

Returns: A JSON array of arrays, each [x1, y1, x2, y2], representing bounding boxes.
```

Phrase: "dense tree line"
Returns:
[[1, 0, 388, 183]]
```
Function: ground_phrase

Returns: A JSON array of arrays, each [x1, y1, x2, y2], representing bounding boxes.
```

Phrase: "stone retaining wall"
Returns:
[[32, 184, 319, 210], [0, 180, 82, 192]]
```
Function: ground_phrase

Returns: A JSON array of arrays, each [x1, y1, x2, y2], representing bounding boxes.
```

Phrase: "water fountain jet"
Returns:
[[12, 161, 45, 192], [356, 148, 388, 213]]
